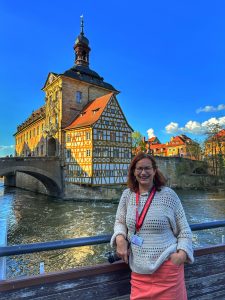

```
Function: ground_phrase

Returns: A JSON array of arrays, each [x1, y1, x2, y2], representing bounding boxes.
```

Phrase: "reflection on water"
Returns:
[[0, 182, 225, 279]]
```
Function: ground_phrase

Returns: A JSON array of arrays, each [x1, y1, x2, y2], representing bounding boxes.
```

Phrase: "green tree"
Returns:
[[132, 131, 146, 155], [185, 139, 202, 160]]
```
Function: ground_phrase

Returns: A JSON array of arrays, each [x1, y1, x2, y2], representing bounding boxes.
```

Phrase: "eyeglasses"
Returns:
[[135, 166, 153, 173]]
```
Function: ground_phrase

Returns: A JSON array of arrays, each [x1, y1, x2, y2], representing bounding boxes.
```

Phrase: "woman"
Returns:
[[110, 153, 194, 300]]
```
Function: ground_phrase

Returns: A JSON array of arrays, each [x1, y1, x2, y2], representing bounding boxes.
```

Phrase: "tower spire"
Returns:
[[80, 15, 84, 35]]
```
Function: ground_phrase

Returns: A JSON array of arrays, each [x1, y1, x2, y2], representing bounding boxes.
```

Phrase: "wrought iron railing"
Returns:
[[1, 221, 225, 258]]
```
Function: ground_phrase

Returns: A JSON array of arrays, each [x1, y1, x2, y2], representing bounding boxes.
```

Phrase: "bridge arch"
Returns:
[[0, 165, 62, 197], [192, 167, 208, 175]]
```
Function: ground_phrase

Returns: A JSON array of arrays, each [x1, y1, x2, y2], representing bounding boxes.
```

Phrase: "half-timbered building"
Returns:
[[64, 93, 132, 185]]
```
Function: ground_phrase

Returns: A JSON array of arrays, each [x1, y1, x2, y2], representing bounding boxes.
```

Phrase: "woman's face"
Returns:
[[134, 158, 156, 189]]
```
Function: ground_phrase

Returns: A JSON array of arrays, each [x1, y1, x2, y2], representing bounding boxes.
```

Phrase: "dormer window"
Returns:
[[92, 108, 100, 114], [76, 91, 82, 103]]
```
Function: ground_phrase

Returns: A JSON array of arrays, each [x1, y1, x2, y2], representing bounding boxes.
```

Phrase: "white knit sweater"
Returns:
[[110, 186, 194, 274]]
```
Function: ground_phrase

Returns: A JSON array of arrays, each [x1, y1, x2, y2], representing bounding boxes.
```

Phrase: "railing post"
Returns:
[[0, 220, 7, 280]]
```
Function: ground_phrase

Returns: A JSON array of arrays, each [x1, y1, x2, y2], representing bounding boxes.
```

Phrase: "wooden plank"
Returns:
[[0, 277, 130, 300], [0, 265, 130, 299], [109, 296, 129, 300], [186, 272, 225, 299], [185, 252, 225, 280], [0, 262, 129, 292]]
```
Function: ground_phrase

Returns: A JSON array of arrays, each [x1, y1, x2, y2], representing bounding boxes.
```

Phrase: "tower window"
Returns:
[[82, 51, 87, 61], [76, 91, 82, 103]]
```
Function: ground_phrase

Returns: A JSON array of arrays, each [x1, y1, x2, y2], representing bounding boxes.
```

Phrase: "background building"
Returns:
[[142, 134, 201, 160]]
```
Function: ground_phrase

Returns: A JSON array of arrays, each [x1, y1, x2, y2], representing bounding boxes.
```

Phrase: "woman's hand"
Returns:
[[116, 235, 129, 264], [170, 250, 187, 266]]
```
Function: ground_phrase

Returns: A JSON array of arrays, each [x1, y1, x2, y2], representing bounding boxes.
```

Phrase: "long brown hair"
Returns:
[[127, 153, 167, 192]]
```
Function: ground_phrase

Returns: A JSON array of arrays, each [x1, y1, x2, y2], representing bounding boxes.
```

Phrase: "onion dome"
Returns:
[[73, 15, 91, 67]]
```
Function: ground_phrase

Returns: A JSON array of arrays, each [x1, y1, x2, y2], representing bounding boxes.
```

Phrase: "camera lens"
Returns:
[[106, 252, 121, 263]]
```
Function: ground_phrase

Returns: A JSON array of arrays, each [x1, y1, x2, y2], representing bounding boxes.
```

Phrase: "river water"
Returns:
[[0, 181, 225, 279]]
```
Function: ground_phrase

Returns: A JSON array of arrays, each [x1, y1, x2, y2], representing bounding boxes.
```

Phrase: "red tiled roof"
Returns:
[[150, 143, 166, 149], [148, 137, 156, 142], [65, 93, 114, 130], [167, 136, 186, 146], [217, 129, 225, 137]]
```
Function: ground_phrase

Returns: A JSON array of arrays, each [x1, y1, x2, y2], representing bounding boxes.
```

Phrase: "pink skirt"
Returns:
[[130, 260, 187, 300]]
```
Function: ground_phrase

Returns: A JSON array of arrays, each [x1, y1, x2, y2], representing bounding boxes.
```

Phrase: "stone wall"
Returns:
[[15, 172, 124, 200], [61, 78, 112, 128], [155, 157, 211, 189], [64, 183, 123, 201]]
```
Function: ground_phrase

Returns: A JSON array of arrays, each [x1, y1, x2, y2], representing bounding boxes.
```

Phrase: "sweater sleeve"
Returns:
[[170, 190, 194, 264], [110, 189, 130, 248]]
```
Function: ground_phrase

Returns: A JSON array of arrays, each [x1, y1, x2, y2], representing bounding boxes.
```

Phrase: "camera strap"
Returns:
[[135, 186, 156, 232]]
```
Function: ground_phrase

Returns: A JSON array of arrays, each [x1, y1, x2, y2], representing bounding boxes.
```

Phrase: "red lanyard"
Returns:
[[135, 186, 156, 232]]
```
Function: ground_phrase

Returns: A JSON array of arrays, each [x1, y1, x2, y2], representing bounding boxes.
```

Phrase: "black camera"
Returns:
[[105, 251, 121, 263]]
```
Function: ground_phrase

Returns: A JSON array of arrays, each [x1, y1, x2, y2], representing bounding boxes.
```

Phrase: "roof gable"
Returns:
[[94, 95, 133, 132], [42, 72, 59, 90], [148, 137, 160, 144]]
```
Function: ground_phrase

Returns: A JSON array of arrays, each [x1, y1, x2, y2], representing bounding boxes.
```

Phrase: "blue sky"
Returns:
[[1, 0, 225, 156]]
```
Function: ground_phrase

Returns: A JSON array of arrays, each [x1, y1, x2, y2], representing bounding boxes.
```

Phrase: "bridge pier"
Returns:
[[4, 175, 16, 187]]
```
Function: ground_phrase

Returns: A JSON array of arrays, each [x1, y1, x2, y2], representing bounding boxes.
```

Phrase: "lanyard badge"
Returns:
[[131, 186, 156, 247], [131, 234, 144, 246]]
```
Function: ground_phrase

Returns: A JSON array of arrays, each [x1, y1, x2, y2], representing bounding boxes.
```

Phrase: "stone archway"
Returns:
[[48, 137, 56, 156], [192, 167, 207, 175]]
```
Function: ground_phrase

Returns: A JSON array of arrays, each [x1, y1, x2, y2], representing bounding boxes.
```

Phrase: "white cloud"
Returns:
[[181, 121, 203, 134], [218, 104, 225, 111], [147, 128, 155, 138], [201, 116, 225, 128], [196, 104, 225, 113], [165, 117, 225, 135], [219, 116, 225, 126], [0, 145, 15, 157], [165, 122, 179, 134], [0, 145, 14, 151]]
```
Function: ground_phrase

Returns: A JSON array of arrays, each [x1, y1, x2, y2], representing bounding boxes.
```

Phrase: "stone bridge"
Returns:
[[155, 156, 213, 189], [0, 157, 64, 197]]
